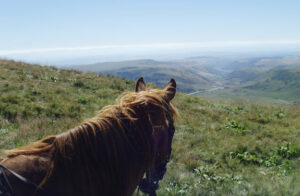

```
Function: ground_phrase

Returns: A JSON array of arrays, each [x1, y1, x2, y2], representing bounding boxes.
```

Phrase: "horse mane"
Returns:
[[4, 89, 177, 194], [6, 89, 177, 157]]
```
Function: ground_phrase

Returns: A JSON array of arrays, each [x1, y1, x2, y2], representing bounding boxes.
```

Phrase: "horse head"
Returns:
[[135, 77, 176, 195]]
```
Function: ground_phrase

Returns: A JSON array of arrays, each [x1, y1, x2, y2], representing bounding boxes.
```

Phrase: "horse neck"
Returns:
[[0, 153, 51, 196], [49, 118, 153, 195]]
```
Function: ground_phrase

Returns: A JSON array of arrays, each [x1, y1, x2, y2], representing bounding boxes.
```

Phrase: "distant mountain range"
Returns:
[[71, 58, 224, 92], [71, 55, 300, 103]]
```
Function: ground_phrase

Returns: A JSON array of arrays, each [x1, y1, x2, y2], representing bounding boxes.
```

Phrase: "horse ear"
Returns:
[[135, 77, 146, 92], [164, 78, 176, 101]]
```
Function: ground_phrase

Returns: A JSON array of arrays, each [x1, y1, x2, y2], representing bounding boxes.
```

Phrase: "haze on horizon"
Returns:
[[1, 0, 300, 65]]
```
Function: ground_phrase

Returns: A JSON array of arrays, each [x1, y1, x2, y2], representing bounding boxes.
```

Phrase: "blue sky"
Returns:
[[1, 0, 300, 63]]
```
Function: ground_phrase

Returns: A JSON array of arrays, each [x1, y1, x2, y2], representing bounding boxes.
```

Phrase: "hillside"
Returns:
[[104, 66, 214, 93], [225, 68, 264, 85], [201, 68, 300, 104], [71, 56, 300, 102], [71, 59, 224, 93], [0, 59, 135, 149], [71, 59, 178, 72], [1, 59, 300, 195], [245, 68, 300, 90]]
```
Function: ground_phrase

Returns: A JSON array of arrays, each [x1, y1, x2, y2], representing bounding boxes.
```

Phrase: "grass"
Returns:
[[199, 88, 299, 105], [0, 59, 134, 150], [199, 68, 300, 105], [1, 59, 300, 195], [157, 96, 300, 196]]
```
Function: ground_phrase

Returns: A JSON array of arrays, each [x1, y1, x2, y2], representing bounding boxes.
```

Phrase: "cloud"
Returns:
[[1, 40, 300, 55]]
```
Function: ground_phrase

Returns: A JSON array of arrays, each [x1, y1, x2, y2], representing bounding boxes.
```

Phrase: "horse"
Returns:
[[0, 77, 177, 196]]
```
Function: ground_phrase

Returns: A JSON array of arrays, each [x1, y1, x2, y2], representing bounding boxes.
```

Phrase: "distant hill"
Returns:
[[226, 56, 300, 71], [104, 66, 213, 93], [183, 55, 300, 71], [225, 68, 265, 85], [245, 68, 300, 90], [200, 68, 300, 104], [254, 56, 300, 69], [72, 59, 178, 72], [243, 68, 300, 100], [71, 56, 300, 100], [72, 59, 224, 93]]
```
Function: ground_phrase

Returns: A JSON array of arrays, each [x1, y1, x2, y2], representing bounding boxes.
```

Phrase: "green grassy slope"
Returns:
[[225, 68, 265, 85], [245, 68, 300, 94], [0, 59, 135, 149], [1, 60, 299, 195], [200, 68, 300, 104], [161, 96, 300, 196]]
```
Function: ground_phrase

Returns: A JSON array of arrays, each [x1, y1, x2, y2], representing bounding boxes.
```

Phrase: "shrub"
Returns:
[[109, 80, 125, 91], [1, 94, 20, 104], [73, 80, 84, 88], [21, 104, 44, 119], [78, 97, 88, 104], [276, 142, 298, 159], [46, 103, 65, 119], [274, 109, 285, 119], [228, 142, 299, 175], [251, 114, 272, 124], [50, 76, 58, 82], [223, 120, 247, 134], [68, 105, 81, 118], [0, 104, 18, 122]]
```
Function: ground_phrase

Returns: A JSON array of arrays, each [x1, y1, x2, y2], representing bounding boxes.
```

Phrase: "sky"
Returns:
[[1, 0, 300, 64]]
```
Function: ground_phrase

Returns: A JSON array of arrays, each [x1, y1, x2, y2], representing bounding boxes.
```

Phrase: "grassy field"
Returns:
[[214, 68, 300, 105], [198, 88, 300, 105], [1, 59, 300, 195], [158, 95, 300, 195]]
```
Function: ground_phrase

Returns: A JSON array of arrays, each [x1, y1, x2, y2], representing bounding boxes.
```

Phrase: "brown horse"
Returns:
[[0, 77, 177, 196]]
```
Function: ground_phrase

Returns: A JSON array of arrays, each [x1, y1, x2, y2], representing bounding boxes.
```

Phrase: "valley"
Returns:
[[72, 55, 300, 104]]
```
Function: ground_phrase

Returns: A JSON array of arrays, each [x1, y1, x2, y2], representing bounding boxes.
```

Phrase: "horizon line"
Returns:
[[1, 40, 300, 55]]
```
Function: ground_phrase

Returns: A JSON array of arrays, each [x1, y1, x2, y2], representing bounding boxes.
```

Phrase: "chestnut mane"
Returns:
[[2, 88, 177, 195]]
